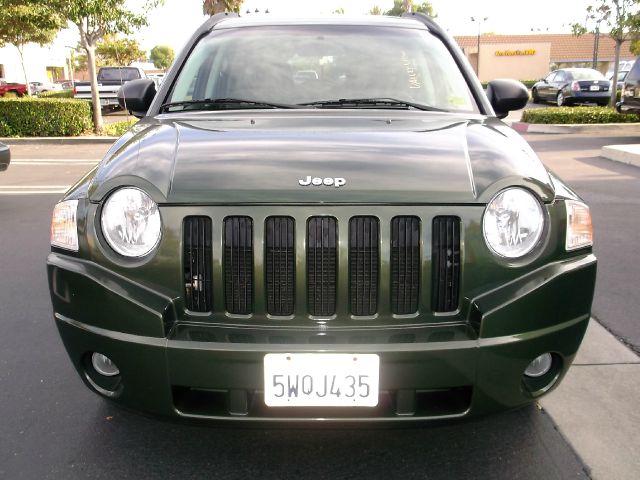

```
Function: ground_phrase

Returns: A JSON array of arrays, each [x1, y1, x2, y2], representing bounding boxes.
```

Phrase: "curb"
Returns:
[[0, 136, 118, 145], [511, 122, 640, 134], [601, 144, 640, 167]]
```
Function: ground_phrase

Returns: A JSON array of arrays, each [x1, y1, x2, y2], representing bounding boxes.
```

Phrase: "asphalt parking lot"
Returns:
[[0, 130, 638, 479]]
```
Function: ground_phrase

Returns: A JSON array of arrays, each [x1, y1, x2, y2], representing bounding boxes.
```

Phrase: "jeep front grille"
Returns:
[[390, 216, 421, 315], [182, 212, 462, 319], [432, 216, 461, 312], [224, 216, 253, 315], [307, 217, 338, 316], [183, 216, 213, 312], [349, 217, 379, 316], [265, 216, 295, 316]]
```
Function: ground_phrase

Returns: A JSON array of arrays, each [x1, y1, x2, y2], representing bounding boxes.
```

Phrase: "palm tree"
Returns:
[[202, 0, 242, 15]]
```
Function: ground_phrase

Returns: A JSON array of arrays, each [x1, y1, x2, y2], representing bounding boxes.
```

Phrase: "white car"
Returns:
[[30, 81, 64, 95]]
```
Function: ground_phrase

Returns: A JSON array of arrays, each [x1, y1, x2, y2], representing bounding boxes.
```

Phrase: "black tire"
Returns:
[[556, 91, 565, 107], [531, 88, 541, 104]]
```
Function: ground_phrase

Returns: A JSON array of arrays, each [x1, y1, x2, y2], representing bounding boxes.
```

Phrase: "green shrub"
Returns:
[[103, 119, 138, 136], [521, 106, 640, 124], [0, 98, 92, 136], [38, 90, 74, 99]]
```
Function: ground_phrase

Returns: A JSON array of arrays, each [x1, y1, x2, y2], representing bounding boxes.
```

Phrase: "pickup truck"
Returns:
[[74, 67, 147, 111], [0, 79, 28, 97]]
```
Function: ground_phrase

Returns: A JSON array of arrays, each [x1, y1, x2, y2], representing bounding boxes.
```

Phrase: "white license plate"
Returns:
[[590, 85, 600, 91], [264, 353, 379, 407]]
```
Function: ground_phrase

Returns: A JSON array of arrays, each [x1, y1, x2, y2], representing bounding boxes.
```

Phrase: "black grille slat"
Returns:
[[265, 217, 295, 316], [307, 217, 337, 316], [224, 217, 253, 314], [432, 216, 461, 312], [183, 217, 212, 312], [349, 217, 379, 316], [391, 217, 421, 314]]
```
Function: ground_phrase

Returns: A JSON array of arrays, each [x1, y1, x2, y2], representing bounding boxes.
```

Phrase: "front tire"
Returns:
[[532, 88, 540, 104], [556, 91, 565, 107]]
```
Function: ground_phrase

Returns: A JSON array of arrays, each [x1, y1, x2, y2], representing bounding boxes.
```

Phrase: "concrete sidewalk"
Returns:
[[541, 320, 640, 480], [601, 144, 640, 167]]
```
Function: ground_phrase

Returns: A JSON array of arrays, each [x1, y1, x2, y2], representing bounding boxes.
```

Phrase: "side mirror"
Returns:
[[486, 79, 529, 119], [117, 79, 156, 118], [0, 142, 10, 172]]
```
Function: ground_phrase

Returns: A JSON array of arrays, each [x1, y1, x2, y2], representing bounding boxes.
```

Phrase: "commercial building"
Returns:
[[0, 43, 71, 83], [455, 33, 636, 82]]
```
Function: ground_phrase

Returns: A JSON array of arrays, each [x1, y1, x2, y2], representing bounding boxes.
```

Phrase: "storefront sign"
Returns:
[[495, 49, 536, 57]]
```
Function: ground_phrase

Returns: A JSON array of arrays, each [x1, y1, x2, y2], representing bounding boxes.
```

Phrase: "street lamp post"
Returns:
[[592, 21, 601, 70], [64, 46, 76, 88], [471, 16, 488, 78]]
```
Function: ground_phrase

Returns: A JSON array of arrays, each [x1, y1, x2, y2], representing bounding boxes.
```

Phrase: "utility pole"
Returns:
[[471, 17, 488, 77], [592, 21, 601, 70]]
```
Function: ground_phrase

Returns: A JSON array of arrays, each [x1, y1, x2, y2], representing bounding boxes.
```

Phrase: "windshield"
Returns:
[[167, 25, 477, 113], [98, 68, 141, 81], [570, 69, 605, 81]]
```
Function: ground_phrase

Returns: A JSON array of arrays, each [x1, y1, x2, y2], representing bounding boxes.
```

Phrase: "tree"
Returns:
[[631, 38, 640, 54], [369, 6, 383, 15], [0, 5, 64, 96], [333, 8, 345, 14], [74, 36, 147, 71], [203, 0, 242, 15], [50, 0, 162, 133], [97, 35, 147, 66], [150, 45, 175, 71], [572, 0, 640, 107], [385, 0, 436, 16]]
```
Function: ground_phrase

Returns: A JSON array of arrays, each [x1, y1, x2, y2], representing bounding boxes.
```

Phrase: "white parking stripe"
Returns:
[[12, 158, 100, 163], [0, 185, 70, 189], [0, 185, 69, 195], [12, 161, 98, 166]]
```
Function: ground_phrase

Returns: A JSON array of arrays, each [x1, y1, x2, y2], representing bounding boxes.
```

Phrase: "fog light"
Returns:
[[91, 353, 120, 377], [524, 353, 553, 378]]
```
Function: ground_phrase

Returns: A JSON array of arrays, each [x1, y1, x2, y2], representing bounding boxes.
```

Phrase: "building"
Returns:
[[454, 33, 636, 82], [0, 43, 71, 84]]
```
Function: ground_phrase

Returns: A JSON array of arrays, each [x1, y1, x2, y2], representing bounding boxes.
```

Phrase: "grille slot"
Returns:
[[349, 217, 379, 316], [224, 217, 253, 315], [391, 216, 421, 314], [265, 217, 295, 316], [307, 217, 337, 316], [432, 216, 461, 312], [183, 217, 212, 312]]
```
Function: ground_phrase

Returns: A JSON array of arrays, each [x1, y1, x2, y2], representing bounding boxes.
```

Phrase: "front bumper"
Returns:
[[48, 252, 596, 423]]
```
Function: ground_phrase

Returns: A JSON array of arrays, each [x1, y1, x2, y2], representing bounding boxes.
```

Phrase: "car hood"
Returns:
[[88, 111, 554, 204]]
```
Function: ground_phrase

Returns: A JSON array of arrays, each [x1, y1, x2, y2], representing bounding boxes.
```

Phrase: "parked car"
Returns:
[[30, 81, 64, 95], [58, 81, 75, 90], [0, 79, 27, 97], [0, 143, 10, 172], [48, 13, 596, 422], [616, 57, 640, 114], [608, 70, 629, 91], [74, 66, 147, 111], [532, 68, 611, 106]]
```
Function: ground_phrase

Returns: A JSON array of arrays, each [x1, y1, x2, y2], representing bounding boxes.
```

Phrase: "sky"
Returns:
[[53, 0, 595, 56]]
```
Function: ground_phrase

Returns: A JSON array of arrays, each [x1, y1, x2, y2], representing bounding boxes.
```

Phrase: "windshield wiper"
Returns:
[[298, 97, 446, 112], [160, 98, 302, 112]]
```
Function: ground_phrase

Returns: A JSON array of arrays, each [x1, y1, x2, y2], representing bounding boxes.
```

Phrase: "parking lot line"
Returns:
[[0, 185, 69, 195]]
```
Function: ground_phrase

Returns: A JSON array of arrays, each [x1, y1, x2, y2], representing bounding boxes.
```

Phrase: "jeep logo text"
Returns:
[[298, 176, 346, 188]]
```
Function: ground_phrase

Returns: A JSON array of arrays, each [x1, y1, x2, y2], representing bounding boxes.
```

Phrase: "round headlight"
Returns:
[[483, 188, 544, 258], [101, 187, 161, 257]]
